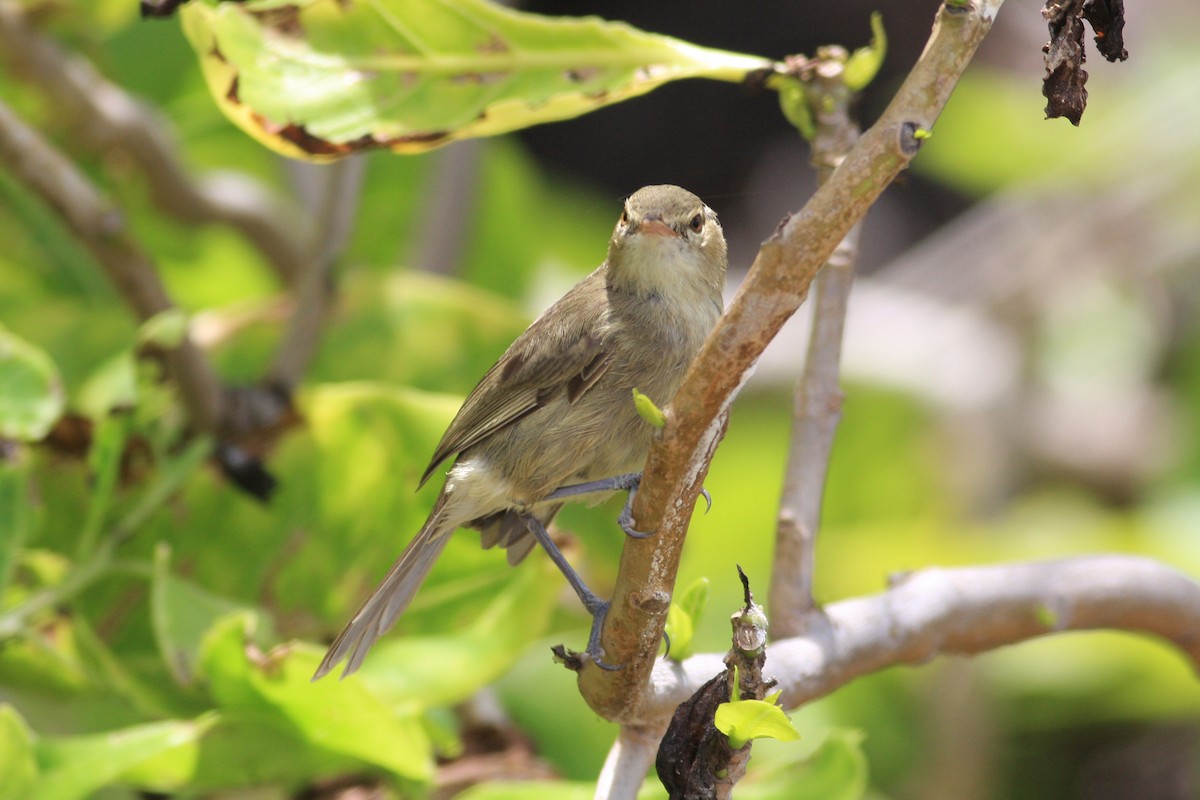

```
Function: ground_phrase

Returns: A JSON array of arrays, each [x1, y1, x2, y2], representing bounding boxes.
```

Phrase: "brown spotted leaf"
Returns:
[[180, 0, 772, 161]]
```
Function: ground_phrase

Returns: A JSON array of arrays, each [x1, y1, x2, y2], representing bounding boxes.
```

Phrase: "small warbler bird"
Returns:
[[313, 185, 727, 680]]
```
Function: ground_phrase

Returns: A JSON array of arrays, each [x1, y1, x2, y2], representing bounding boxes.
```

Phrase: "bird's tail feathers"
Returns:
[[312, 499, 453, 681]]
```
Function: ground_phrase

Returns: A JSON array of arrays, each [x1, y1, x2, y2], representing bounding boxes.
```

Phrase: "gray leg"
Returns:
[[547, 472, 713, 539], [519, 512, 620, 671]]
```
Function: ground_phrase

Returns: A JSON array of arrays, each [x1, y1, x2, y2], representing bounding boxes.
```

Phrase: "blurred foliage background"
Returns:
[[2, 0, 1200, 798]]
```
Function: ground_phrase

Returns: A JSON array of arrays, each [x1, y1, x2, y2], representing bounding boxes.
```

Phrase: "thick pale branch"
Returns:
[[638, 555, 1200, 723], [0, 0, 307, 286], [594, 724, 667, 800], [0, 98, 222, 432], [580, 0, 1002, 721]]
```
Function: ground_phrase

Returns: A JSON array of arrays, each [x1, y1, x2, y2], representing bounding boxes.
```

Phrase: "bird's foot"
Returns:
[[551, 597, 621, 672]]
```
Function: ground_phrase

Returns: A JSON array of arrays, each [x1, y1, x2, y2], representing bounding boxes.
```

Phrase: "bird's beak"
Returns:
[[634, 216, 677, 237]]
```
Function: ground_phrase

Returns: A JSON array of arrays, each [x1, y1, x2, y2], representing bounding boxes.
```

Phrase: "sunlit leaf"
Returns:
[[179, 0, 771, 160], [0, 705, 37, 800], [632, 388, 666, 429], [777, 77, 813, 140], [76, 352, 137, 421], [663, 576, 708, 662], [714, 699, 801, 750], [843, 12, 886, 92], [33, 715, 216, 800], [455, 782, 598, 800], [76, 413, 131, 557], [0, 325, 63, 441], [744, 729, 868, 800], [0, 453, 33, 602], [137, 309, 190, 350], [151, 544, 261, 687], [356, 550, 560, 710], [119, 710, 367, 793], [199, 613, 433, 782]]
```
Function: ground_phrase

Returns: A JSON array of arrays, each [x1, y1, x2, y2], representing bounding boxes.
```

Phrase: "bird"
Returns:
[[313, 184, 727, 680]]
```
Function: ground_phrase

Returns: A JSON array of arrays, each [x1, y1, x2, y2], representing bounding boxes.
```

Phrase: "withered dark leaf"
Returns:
[[1082, 0, 1128, 61], [140, 0, 189, 18], [656, 672, 733, 800], [1042, 0, 1089, 125], [215, 441, 277, 502]]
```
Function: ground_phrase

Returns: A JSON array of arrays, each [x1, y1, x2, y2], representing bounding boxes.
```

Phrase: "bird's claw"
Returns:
[[584, 599, 622, 671], [552, 599, 622, 672], [618, 487, 652, 539], [620, 482, 711, 537]]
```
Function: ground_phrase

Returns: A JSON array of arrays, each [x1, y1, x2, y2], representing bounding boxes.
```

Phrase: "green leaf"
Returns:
[[731, 729, 867, 800], [118, 710, 368, 793], [76, 412, 131, 557], [151, 543, 260, 687], [137, 309, 190, 350], [792, 729, 868, 800], [714, 699, 801, 750], [678, 576, 709, 624], [179, 0, 770, 160], [632, 388, 665, 429], [0, 452, 33, 602], [0, 705, 37, 800], [0, 325, 64, 441], [33, 715, 216, 800], [456, 782, 601, 800], [663, 603, 694, 663], [112, 436, 212, 540], [356, 550, 561, 709], [663, 576, 708, 662], [777, 77, 813, 140], [843, 12, 886, 92], [199, 612, 433, 782], [75, 351, 138, 420], [455, 782, 599, 800]]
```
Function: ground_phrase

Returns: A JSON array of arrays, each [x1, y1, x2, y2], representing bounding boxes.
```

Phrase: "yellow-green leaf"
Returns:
[[664, 576, 708, 662], [714, 698, 801, 750], [180, 0, 771, 160], [0, 705, 37, 800], [843, 12, 887, 92], [0, 325, 63, 442], [632, 388, 665, 429], [137, 309, 190, 350]]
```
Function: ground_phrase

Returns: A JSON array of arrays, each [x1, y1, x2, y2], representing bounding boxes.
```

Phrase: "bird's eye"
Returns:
[[620, 209, 629, 225], [689, 213, 704, 233]]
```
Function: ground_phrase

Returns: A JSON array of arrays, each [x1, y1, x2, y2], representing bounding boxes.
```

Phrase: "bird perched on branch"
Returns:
[[313, 184, 727, 680]]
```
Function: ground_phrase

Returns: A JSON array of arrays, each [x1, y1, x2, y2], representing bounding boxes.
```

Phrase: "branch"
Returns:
[[579, 0, 1004, 721], [268, 158, 365, 390], [772, 49, 865, 634], [594, 724, 666, 800], [409, 140, 483, 275], [0, 98, 222, 432], [0, 0, 308, 286], [636, 555, 1200, 724]]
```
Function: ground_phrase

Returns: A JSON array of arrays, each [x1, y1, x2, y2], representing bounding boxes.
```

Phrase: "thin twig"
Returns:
[[410, 140, 483, 275], [0, 98, 223, 432], [579, 0, 1005, 722], [772, 51, 866, 635], [269, 157, 365, 390], [639, 555, 1200, 723], [0, 0, 307, 286]]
